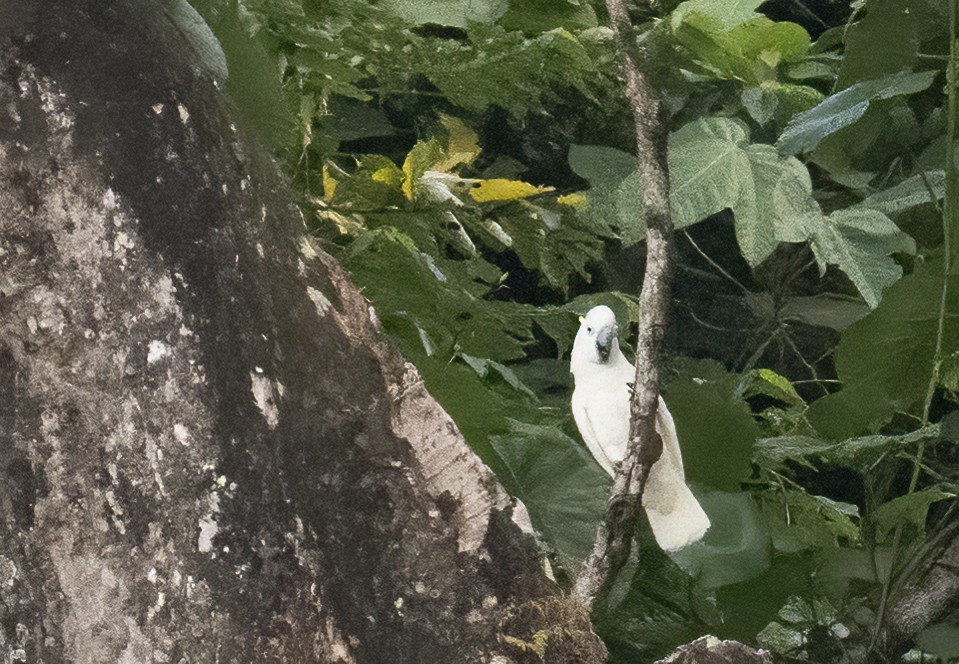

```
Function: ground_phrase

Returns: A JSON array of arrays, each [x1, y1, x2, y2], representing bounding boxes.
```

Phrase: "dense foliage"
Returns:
[[193, 0, 958, 660]]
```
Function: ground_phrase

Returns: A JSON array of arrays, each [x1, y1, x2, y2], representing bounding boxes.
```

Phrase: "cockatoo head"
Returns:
[[571, 305, 620, 370]]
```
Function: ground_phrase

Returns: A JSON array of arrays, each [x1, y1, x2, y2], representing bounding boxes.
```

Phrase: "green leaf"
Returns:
[[741, 81, 823, 130], [741, 368, 805, 407], [670, 0, 763, 31], [670, 491, 771, 589], [757, 489, 860, 553], [327, 97, 396, 143], [421, 25, 596, 117], [777, 70, 938, 156], [801, 208, 916, 308], [870, 486, 956, 541], [466, 204, 604, 294], [837, 0, 946, 89], [662, 358, 761, 490], [344, 228, 537, 363], [380, 0, 508, 27], [489, 420, 608, 564], [497, 0, 598, 32], [755, 427, 936, 474], [600, 539, 716, 663], [673, 13, 811, 86], [916, 622, 959, 660], [807, 259, 959, 439], [567, 144, 646, 245], [668, 117, 819, 265], [855, 171, 946, 215], [457, 352, 538, 399]]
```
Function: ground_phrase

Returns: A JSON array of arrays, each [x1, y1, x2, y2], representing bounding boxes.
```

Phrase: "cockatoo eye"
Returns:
[[586, 326, 592, 333]]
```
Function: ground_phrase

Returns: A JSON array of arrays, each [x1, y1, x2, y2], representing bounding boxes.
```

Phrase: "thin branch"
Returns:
[[572, 0, 674, 611], [683, 230, 750, 295]]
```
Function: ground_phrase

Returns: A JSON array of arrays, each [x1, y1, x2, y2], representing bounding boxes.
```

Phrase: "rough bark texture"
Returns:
[[841, 519, 959, 664], [0, 2, 605, 662]]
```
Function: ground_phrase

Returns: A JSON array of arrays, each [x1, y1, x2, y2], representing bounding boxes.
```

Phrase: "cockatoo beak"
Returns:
[[595, 324, 616, 363]]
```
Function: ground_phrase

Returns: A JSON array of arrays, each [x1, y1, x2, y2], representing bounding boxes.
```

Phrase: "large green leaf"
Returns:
[[668, 117, 819, 264], [672, 13, 811, 86], [567, 144, 646, 245], [777, 70, 938, 156], [808, 259, 959, 439], [600, 540, 716, 663], [662, 358, 761, 490], [489, 420, 608, 565], [800, 208, 916, 308], [837, 0, 946, 89], [666, 119, 913, 300], [741, 81, 823, 131]]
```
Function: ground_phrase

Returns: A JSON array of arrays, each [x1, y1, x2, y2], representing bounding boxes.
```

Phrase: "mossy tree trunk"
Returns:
[[0, 3, 604, 662]]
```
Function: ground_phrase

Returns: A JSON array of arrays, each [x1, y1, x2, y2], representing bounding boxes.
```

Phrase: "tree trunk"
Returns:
[[0, 3, 605, 662]]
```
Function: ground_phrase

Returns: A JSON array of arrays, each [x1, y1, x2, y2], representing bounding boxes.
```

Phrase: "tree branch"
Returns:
[[842, 512, 959, 663], [573, 0, 674, 612]]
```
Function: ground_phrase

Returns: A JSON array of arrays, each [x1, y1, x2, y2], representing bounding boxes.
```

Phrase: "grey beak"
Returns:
[[595, 325, 615, 362]]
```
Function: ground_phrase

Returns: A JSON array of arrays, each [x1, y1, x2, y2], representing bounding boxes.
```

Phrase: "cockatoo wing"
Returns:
[[572, 390, 617, 476], [643, 397, 710, 552]]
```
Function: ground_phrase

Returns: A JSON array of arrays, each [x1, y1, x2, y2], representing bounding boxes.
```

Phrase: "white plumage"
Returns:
[[570, 305, 710, 552]]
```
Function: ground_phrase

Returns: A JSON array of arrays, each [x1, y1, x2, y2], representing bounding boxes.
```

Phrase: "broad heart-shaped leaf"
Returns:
[[567, 144, 646, 245], [488, 419, 608, 565], [916, 623, 959, 660], [801, 208, 916, 308], [669, 117, 819, 264], [856, 170, 946, 215], [808, 259, 959, 440], [661, 358, 761, 490], [776, 69, 937, 156], [600, 538, 717, 663]]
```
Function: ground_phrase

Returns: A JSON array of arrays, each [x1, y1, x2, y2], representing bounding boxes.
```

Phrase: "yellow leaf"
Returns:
[[371, 164, 404, 189], [557, 192, 587, 207], [436, 114, 481, 172], [322, 164, 337, 202], [469, 179, 554, 203]]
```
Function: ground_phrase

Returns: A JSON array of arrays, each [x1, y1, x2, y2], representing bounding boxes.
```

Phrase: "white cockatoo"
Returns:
[[570, 305, 710, 552]]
